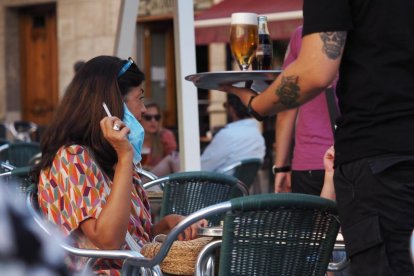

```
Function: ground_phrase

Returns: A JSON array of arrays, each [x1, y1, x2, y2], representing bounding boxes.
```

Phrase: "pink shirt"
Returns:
[[283, 26, 336, 170]]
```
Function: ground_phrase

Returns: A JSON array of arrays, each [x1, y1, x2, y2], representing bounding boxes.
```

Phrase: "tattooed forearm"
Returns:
[[320, 32, 346, 59], [275, 75, 300, 108]]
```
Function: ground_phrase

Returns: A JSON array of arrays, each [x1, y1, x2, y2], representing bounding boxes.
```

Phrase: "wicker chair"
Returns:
[[219, 158, 262, 189], [0, 141, 41, 167], [143, 171, 249, 226], [195, 193, 340, 276]]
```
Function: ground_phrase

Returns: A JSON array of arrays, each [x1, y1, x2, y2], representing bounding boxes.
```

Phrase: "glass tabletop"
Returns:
[[198, 226, 223, 237]]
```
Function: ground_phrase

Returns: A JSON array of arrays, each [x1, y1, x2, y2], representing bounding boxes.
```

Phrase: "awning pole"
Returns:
[[173, 0, 201, 171], [114, 0, 140, 58]]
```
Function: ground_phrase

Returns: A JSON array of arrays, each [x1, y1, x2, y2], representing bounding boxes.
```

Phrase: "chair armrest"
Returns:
[[0, 143, 9, 152], [219, 161, 242, 174], [327, 254, 350, 271], [142, 176, 169, 190], [135, 167, 158, 182], [195, 239, 222, 276], [123, 201, 232, 268]]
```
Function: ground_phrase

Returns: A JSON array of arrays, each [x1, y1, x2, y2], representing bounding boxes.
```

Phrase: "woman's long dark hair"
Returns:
[[32, 56, 145, 181]]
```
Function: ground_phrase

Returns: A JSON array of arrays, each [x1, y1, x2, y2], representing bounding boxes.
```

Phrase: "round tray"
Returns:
[[185, 70, 282, 91]]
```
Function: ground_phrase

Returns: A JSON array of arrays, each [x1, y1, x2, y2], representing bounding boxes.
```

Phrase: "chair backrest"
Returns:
[[144, 171, 248, 226], [0, 137, 8, 146], [220, 158, 262, 188], [0, 165, 33, 193], [218, 193, 340, 276], [0, 142, 41, 167]]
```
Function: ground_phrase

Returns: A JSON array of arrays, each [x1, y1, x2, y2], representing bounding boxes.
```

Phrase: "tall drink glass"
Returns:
[[230, 13, 258, 71]]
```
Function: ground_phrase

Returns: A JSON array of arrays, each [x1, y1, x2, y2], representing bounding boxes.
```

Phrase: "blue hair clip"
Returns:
[[117, 57, 134, 78]]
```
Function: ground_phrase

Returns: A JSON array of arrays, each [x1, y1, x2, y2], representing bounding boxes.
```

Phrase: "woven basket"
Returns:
[[141, 237, 213, 275]]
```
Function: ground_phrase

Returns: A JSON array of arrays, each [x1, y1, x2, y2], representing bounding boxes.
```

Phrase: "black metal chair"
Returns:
[[0, 163, 33, 193], [143, 171, 249, 226], [4, 120, 38, 142], [0, 141, 41, 167], [219, 158, 262, 189], [195, 193, 341, 276]]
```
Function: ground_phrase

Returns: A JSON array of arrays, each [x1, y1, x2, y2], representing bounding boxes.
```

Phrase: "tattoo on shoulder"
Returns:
[[320, 32, 346, 59], [275, 76, 300, 108]]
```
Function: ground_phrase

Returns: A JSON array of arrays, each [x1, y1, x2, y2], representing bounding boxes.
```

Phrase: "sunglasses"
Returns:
[[118, 57, 134, 78], [143, 114, 161, 122]]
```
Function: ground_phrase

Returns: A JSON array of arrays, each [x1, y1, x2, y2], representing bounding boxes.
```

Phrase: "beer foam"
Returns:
[[231, 13, 258, 25]]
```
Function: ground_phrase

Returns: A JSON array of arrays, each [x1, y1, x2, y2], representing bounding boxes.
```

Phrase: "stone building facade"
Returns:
[[0, 0, 213, 124]]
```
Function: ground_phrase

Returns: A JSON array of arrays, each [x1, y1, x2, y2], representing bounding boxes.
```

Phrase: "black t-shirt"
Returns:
[[303, 0, 414, 165]]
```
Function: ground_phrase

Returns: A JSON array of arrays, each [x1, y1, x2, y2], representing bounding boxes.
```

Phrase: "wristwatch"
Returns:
[[272, 165, 291, 175]]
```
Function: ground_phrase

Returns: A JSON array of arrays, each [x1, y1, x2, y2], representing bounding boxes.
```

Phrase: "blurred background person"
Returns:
[[140, 101, 177, 170], [0, 184, 69, 276], [273, 25, 338, 196], [73, 60, 85, 74], [151, 94, 265, 176]]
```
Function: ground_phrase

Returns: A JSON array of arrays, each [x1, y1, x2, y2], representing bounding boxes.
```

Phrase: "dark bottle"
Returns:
[[252, 15, 273, 70]]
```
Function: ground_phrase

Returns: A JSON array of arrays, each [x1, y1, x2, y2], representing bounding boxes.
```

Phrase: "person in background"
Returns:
[[200, 94, 265, 171], [73, 60, 85, 74], [217, 0, 414, 274], [140, 101, 177, 170], [150, 94, 265, 176], [274, 25, 337, 195], [33, 56, 205, 275]]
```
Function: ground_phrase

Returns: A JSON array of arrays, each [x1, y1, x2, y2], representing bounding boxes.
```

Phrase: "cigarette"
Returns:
[[102, 102, 112, 117]]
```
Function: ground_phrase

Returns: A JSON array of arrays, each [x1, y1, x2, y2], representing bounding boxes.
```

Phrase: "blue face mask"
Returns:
[[123, 103, 145, 165]]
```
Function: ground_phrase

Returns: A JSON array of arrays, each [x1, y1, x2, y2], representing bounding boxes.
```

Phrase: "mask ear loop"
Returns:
[[134, 162, 143, 186]]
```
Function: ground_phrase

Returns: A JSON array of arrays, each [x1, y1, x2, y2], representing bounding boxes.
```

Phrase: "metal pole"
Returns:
[[114, 0, 140, 58], [173, 0, 201, 171]]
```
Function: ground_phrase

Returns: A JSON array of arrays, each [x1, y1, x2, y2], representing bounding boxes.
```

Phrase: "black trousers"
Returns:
[[334, 157, 414, 275], [291, 169, 325, 196]]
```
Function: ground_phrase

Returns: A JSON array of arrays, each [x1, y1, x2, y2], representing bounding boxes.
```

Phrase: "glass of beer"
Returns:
[[141, 147, 151, 165], [230, 12, 258, 71]]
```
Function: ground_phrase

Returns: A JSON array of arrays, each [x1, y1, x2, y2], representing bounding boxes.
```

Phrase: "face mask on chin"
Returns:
[[123, 103, 145, 166]]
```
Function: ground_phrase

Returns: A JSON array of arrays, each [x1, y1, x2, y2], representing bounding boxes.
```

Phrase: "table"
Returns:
[[198, 226, 223, 237], [147, 191, 163, 223]]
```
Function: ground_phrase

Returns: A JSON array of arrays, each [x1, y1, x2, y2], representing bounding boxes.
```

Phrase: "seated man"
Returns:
[[150, 94, 266, 175]]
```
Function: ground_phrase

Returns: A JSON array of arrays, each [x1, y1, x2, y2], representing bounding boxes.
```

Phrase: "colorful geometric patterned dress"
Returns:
[[38, 145, 153, 275]]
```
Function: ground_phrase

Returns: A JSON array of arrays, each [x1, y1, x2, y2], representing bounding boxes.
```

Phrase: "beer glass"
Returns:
[[230, 13, 258, 71]]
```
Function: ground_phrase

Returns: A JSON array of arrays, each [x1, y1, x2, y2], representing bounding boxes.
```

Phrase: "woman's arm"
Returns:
[[80, 116, 134, 249], [152, 214, 208, 241]]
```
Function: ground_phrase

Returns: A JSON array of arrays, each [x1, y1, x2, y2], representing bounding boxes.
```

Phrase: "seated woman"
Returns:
[[140, 101, 177, 170], [33, 56, 205, 275]]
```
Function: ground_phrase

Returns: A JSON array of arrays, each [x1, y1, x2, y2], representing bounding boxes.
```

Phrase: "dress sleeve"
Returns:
[[160, 128, 177, 156], [38, 145, 108, 236]]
